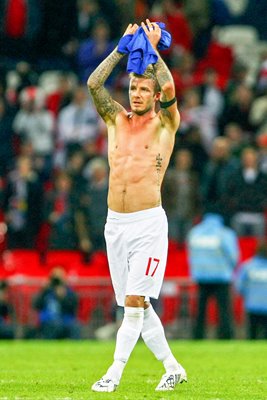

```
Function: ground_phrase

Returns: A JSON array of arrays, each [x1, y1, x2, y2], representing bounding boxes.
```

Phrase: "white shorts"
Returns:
[[104, 206, 168, 306]]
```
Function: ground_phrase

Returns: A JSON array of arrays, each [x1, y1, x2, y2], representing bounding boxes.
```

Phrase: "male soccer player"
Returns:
[[88, 19, 187, 392]]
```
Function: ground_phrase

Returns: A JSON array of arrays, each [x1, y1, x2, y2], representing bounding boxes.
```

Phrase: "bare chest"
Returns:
[[110, 115, 160, 153]]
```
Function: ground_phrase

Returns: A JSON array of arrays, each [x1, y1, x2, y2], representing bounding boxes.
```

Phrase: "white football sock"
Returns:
[[106, 306, 144, 384], [141, 304, 179, 373]]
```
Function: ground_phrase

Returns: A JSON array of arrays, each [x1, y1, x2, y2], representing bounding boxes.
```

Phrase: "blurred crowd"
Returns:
[[1, 0, 267, 253], [0, 0, 267, 254]]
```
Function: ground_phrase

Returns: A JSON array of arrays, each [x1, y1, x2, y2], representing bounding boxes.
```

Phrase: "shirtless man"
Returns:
[[88, 19, 187, 392]]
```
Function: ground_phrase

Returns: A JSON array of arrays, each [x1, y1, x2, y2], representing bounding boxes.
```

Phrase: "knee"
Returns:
[[125, 295, 145, 308]]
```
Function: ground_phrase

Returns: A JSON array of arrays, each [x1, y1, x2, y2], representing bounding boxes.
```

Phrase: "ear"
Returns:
[[155, 92, 161, 101]]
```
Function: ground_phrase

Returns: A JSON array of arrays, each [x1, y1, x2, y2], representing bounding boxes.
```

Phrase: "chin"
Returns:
[[132, 106, 150, 115]]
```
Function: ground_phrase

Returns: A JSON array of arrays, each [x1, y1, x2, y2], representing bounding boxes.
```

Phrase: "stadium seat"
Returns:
[[2, 249, 43, 276], [45, 250, 83, 274]]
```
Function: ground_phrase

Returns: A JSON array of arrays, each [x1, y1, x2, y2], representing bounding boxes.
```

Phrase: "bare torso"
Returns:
[[107, 110, 175, 212]]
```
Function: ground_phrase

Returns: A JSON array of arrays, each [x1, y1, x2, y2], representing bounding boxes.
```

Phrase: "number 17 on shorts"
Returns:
[[145, 257, 160, 277]]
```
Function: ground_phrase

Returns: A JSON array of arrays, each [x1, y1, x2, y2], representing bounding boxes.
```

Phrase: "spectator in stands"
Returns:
[[162, 148, 200, 244], [226, 146, 267, 237], [235, 240, 267, 339], [0, 0, 41, 62], [255, 50, 267, 96], [76, 157, 109, 254], [46, 72, 77, 117], [249, 86, 267, 136], [183, 0, 232, 59], [3, 155, 43, 249], [9, 61, 38, 96], [257, 133, 267, 174], [151, 0, 193, 53], [4, 61, 39, 109], [113, 0, 135, 34], [0, 280, 15, 339], [66, 150, 87, 196], [33, 267, 80, 339], [180, 87, 218, 153], [83, 137, 101, 164], [173, 125, 209, 177], [221, 84, 254, 136], [187, 212, 240, 339], [77, 0, 106, 41], [223, 122, 248, 160], [0, 97, 15, 175], [45, 172, 81, 250], [76, 18, 115, 84], [201, 136, 239, 223], [36, 0, 78, 70], [12, 86, 55, 179], [169, 48, 195, 102], [198, 67, 224, 118], [223, 62, 249, 107], [57, 85, 100, 159], [97, 0, 125, 40]]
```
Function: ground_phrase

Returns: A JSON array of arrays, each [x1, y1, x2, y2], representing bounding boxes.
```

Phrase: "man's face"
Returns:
[[129, 77, 158, 115]]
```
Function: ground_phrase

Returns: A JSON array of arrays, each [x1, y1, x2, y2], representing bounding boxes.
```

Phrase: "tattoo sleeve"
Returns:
[[153, 53, 179, 122], [153, 53, 174, 102], [87, 48, 124, 122]]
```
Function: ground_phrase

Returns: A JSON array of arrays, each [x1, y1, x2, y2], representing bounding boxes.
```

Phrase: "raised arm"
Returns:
[[87, 23, 139, 125], [141, 19, 180, 130]]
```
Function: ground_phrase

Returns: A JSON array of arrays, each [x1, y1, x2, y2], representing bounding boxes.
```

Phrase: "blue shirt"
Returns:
[[235, 256, 267, 314], [187, 214, 239, 283], [117, 22, 172, 75]]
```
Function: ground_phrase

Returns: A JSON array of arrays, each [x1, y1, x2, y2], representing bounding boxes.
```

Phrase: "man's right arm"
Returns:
[[87, 23, 139, 124], [87, 49, 124, 124]]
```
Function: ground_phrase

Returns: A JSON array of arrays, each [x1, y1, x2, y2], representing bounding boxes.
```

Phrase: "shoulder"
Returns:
[[108, 108, 129, 127]]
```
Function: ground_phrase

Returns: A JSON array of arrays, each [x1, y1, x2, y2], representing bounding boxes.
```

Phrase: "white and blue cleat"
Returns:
[[155, 364, 187, 391], [91, 375, 118, 392]]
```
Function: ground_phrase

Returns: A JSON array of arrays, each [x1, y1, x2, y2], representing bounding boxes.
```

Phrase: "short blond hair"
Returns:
[[129, 65, 160, 94]]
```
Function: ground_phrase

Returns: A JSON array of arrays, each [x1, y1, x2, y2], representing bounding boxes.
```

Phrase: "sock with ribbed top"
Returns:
[[105, 306, 144, 384]]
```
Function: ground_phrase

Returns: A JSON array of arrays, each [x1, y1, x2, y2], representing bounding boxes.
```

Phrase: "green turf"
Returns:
[[0, 340, 267, 399]]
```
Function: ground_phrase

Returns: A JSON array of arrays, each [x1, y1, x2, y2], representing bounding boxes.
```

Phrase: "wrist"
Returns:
[[116, 46, 126, 56], [117, 34, 133, 55]]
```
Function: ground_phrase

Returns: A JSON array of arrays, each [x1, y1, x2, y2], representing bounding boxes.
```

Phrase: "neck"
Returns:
[[130, 108, 157, 121]]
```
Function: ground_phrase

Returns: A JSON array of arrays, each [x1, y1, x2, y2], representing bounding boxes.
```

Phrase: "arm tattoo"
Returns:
[[153, 53, 178, 126], [153, 53, 174, 93], [89, 86, 123, 121], [88, 48, 124, 121]]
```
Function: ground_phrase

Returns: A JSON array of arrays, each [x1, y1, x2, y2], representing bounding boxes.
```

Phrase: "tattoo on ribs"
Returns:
[[156, 153, 163, 172]]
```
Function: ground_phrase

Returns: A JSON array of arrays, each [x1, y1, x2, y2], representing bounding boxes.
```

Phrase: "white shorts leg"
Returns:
[[105, 207, 168, 307], [104, 219, 128, 307]]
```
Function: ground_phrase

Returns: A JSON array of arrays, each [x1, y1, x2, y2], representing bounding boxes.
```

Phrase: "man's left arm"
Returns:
[[141, 19, 180, 130]]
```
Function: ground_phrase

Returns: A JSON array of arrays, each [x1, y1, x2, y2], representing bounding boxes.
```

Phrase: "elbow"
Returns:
[[87, 75, 98, 92], [161, 81, 175, 98]]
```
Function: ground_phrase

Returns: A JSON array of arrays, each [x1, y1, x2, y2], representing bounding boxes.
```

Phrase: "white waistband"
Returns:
[[107, 206, 165, 222]]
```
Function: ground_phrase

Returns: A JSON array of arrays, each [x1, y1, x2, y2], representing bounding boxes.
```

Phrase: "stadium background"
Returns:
[[1, 0, 267, 339]]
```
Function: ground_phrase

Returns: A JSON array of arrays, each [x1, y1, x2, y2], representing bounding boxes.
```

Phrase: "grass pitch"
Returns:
[[0, 340, 267, 399]]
